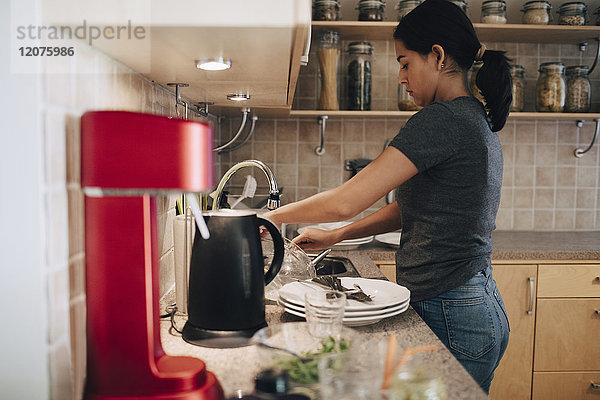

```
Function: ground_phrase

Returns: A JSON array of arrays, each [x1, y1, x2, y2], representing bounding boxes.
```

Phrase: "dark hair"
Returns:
[[394, 0, 512, 132]]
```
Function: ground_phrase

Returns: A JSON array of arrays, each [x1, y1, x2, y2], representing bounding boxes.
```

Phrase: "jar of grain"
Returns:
[[481, 1, 507, 23], [346, 41, 373, 110], [557, 2, 587, 25], [313, 0, 341, 21], [469, 62, 485, 105], [357, 0, 385, 21], [521, 1, 552, 24], [565, 65, 591, 112], [510, 65, 525, 112], [318, 31, 341, 110], [398, 84, 418, 110], [535, 62, 565, 112], [396, 0, 421, 20], [449, 0, 468, 13]]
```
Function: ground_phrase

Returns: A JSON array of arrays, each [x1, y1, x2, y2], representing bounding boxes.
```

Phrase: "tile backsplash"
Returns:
[[41, 36, 599, 400]]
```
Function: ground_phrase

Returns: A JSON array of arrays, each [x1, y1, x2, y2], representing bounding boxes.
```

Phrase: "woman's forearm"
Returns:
[[335, 202, 402, 241]]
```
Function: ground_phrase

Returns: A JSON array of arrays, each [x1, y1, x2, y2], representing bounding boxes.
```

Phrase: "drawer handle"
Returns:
[[595, 310, 600, 315], [595, 276, 600, 282], [527, 277, 535, 315], [591, 382, 600, 390]]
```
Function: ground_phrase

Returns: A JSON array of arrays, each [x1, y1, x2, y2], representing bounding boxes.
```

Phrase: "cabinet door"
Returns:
[[533, 372, 600, 400], [534, 298, 600, 371], [375, 261, 396, 283], [489, 264, 538, 400]]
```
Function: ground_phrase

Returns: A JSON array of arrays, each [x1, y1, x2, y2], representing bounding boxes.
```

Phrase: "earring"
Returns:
[[441, 63, 445, 68]]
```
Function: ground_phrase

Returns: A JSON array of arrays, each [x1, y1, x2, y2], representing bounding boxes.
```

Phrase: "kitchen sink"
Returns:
[[309, 255, 360, 277]]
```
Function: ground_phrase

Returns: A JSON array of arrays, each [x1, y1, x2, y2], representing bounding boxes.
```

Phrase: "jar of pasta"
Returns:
[[469, 62, 485, 105], [398, 84, 418, 111], [535, 62, 565, 112], [510, 65, 525, 112], [522, 0, 552, 24], [565, 65, 591, 112], [313, 0, 341, 21], [346, 41, 373, 110], [357, 0, 385, 21], [481, 0, 507, 23], [396, 0, 421, 20], [557, 1, 587, 25], [318, 31, 341, 110]]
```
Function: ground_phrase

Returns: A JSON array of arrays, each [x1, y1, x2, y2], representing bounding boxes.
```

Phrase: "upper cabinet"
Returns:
[[43, 0, 311, 113]]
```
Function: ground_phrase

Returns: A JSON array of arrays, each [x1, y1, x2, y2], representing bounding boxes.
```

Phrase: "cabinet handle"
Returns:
[[595, 310, 600, 315], [595, 276, 600, 282], [527, 277, 535, 315], [591, 382, 600, 390]]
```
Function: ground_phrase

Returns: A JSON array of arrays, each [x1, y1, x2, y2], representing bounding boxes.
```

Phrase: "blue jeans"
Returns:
[[410, 265, 509, 394]]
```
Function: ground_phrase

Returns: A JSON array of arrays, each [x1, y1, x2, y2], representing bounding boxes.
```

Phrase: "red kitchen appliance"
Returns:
[[81, 111, 223, 400]]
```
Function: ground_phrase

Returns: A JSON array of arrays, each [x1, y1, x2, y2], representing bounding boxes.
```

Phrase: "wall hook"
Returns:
[[315, 115, 328, 156], [574, 119, 599, 158], [167, 82, 190, 119]]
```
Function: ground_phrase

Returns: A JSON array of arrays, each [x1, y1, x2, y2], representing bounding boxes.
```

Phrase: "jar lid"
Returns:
[[511, 64, 525, 72], [348, 41, 374, 54], [395, 0, 422, 10], [314, 0, 340, 6], [357, 0, 386, 10], [319, 30, 339, 43], [539, 61, 564, 72], [557, 1, 586, 13], [482, 1, 506, 11], [566, 65, 590, 73], [522, 0, 551, 11]]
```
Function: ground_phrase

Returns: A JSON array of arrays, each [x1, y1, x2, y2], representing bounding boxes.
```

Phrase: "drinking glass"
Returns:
[[304, 290, 346, 338]]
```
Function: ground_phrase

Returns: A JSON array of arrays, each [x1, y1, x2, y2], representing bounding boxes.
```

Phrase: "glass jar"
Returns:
[[318, 31, 341, 110], [481, 0, 507, 23], [469, 62, 485, 105], [565, 65, 591, 112], [312, 0, 341, 21], [396, 0, 421, 20], [357, 0, 385, 21], [522, 1, 552, 24], [595, 6, 600, 25], [557, 1, 587, 25], [449, 0, 468, 13], [510, 65, 525, 112], [398, 84, 418, 110], [346, 41, 373, 111], [535, 62, 565, 112]]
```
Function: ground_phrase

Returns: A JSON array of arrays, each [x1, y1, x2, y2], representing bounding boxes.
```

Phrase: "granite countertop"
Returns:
[[361, 231, 600, 262], [160, 251, 487, 399]]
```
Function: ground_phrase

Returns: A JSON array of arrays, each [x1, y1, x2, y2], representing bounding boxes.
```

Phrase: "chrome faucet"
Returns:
[[212, 160, 280, 210]]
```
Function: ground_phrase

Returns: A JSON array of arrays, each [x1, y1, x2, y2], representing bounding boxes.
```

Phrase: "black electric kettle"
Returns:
[[182, 209, 284, 348]]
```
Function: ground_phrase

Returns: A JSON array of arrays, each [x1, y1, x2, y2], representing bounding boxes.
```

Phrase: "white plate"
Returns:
[[282, 301, 410, 327], [278, 277, 410, 312], [278, 296, 409, 317], [375, 232, 402, 247]]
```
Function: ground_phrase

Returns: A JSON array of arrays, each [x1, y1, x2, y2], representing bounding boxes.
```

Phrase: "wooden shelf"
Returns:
[[289, 110, 600, 120], [312, 21, 600, 44]]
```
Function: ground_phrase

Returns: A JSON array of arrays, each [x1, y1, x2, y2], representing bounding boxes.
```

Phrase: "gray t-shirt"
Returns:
[[389, 96, 502, 302]]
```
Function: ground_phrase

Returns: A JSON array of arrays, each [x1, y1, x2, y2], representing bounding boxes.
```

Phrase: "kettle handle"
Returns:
[[257, 217, 284, 285]]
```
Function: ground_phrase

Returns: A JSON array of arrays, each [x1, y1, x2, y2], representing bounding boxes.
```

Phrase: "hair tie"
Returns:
[[475, 44, 486, 61]]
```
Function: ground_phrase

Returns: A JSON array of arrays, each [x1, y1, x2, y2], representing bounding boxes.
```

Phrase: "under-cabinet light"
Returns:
[[196, 58, 231, 71], [227, 93, 250, 101]]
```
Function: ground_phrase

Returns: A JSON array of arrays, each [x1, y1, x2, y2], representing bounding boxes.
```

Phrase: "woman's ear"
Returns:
[[431, 44, 446, 70]]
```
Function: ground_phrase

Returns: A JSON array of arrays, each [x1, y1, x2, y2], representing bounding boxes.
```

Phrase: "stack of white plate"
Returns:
[[277, 277, 410, 327], [297, 222, 374, 249]]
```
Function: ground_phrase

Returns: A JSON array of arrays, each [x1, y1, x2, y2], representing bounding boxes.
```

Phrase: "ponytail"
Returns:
[[394, 0, 513, 132], [476, 50, 512, 132]]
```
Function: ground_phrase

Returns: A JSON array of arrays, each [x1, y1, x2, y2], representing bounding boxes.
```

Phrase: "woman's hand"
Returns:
[[292, 227, 342, 251]]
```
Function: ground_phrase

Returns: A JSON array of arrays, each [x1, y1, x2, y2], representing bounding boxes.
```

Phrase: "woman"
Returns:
[[264, 0, 510, 393]]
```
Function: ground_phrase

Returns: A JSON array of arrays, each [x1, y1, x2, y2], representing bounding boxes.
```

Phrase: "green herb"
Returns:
[[273, 336, 350, 384]]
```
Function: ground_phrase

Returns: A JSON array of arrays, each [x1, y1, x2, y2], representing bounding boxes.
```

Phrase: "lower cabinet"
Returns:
[[375, 261, 396, 283], [490, 262, 600, 400], [489, 264, 537, 400]]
